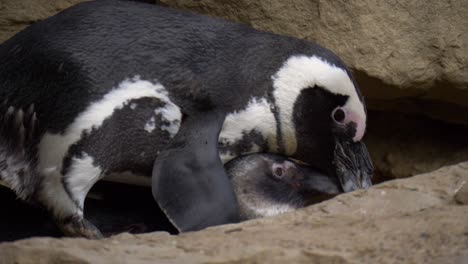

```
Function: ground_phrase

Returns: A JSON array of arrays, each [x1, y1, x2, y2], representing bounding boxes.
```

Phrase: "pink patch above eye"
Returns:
[[344, 110, 365, 142], [331, 107, 366, 142]]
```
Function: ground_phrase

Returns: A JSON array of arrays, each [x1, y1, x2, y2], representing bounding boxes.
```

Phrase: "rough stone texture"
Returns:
[[1, 162, 467, 264], [365, 110, 468, 180], [0, 0, 88, 43], [455, 180, 468, 205]]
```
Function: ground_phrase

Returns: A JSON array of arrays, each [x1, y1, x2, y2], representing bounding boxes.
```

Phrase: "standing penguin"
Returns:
[[0, 0, 373, 237]]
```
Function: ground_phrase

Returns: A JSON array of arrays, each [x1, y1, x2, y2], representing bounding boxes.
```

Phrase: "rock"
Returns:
[[0, 0, 88, 43], [1, 162, 467, 264], [455, 181, 468, 205], [365, 111, 468, 180]]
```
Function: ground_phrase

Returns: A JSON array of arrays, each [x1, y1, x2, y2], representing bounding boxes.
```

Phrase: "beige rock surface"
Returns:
[[0, 0, 87, 43], [1, 162, 467, 264], [455, 180, 468, 205]]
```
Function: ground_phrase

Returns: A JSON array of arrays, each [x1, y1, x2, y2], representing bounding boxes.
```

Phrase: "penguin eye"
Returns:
[[332, 107, 346, 123], [272, 165, 285, 178]]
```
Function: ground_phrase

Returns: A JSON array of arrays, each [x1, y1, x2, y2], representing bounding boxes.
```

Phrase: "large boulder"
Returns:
[[1, 162, 467, 263]]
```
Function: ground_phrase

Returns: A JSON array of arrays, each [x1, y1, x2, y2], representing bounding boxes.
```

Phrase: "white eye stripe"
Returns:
[[272, 55, 367, 147]]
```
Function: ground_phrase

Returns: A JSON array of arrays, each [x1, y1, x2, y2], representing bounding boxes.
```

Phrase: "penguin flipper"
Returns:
[[0, 104, 38, 200], [152, 111, 240, 232]]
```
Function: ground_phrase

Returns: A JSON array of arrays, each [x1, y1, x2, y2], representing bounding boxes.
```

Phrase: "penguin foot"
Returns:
[[59, 215, 103, 239]]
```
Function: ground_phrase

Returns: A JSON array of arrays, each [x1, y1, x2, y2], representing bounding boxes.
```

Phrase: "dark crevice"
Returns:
[[0, 182, 177, 242], [365, 109, 468, 183]]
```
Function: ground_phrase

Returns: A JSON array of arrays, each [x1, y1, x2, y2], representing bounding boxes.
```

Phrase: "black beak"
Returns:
[[298, 165, 341, 195], [332, 138, 374, 192], [291, 165, 341, 205]]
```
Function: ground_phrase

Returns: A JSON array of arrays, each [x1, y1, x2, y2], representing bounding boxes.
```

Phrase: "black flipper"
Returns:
[[152, 111, 240, 232], [1, 104, 37, 154]]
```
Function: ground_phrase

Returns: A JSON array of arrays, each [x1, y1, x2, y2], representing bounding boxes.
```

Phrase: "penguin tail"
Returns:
[[0, 102, 39, 200]]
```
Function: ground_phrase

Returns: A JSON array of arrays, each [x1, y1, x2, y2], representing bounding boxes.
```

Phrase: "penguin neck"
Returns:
[[235, 183, 303, 220], [240, 199, 298, 220], [274, 117, 297, 156]]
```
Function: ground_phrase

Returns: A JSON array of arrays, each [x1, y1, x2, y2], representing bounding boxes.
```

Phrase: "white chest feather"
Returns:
[[35, 76, 181, 215], [37, 76, 176, 175], [218, 97, 277, 163]]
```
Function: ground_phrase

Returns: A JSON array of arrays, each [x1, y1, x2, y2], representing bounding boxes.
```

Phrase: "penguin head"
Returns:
[[226, 153, 341, 220], [272, 54, 373, 192]]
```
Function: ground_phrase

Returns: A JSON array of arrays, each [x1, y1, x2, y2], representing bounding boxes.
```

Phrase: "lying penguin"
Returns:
[[0, 0, 373, 237], [226, 153, 340, 220], [0, 107, 340, 239]]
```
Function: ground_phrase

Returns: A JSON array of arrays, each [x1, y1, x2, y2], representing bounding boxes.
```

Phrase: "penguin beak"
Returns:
[[333, 138, 374, 192], [295, 165, 341, 204], [298, 165, 341, 194]]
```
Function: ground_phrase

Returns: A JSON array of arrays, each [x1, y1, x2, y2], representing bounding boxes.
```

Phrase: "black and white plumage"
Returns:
[[0, 104, 38, 201], [0, 152, 338, 241], [0, 0, 373, 236], [226, 153, 340, 220]]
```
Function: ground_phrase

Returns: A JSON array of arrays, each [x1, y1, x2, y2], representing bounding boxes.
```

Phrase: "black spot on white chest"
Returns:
[[218, 97, 278, 163], [36, 78, 183, 182], [62, 97, 177, 176]]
